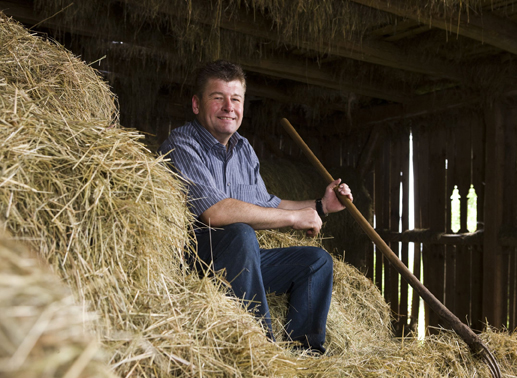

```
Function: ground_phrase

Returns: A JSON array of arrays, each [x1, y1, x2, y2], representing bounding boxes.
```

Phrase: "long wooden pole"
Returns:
[[280, 118, 501, 378]]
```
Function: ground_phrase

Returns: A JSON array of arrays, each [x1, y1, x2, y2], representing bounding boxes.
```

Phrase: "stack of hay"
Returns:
[[0, 13, 282, 377], [0, 228, 116, 378], [1, 13, 516, 377]]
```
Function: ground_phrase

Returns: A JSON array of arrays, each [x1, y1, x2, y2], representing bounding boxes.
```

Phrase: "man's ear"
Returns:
[[192, 95, 200, 115]]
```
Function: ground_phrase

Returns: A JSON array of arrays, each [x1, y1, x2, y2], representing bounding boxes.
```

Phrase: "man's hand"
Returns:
[[321, 179, 353, 214], [291, 208, 323, 237]]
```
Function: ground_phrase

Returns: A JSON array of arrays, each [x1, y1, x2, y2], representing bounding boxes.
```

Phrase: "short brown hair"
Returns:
[[194, 60, 246, 98]]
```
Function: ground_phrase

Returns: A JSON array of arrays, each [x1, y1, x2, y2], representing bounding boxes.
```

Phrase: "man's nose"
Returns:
[[222, 97, 233, 112]]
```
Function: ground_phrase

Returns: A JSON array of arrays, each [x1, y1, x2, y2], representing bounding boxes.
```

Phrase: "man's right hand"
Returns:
[[291, 208, 322, 237]]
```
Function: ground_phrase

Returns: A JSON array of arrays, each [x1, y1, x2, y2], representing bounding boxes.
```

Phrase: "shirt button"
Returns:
[[227, 183, 231, 186]]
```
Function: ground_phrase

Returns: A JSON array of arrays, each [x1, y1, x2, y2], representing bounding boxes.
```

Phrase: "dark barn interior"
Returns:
[[3, 0, 517, 340]]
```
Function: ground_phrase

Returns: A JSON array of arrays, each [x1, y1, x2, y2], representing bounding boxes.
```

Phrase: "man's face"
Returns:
[[192, 78, 245, 146]]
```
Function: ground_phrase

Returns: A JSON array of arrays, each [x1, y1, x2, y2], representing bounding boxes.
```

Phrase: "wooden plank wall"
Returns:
[[254, 108, 516, 334], [368, 106, 517, 335], [405, 115, 488, 333]]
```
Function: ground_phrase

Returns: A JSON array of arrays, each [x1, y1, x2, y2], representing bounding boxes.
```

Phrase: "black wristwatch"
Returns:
[[315, 198, 327, 217]]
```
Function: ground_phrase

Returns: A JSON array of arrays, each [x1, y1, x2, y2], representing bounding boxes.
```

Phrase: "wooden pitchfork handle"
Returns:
[[280, 118, 501, 378]]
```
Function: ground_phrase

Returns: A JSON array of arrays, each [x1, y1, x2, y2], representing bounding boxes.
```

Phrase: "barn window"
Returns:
[[450, 185, 461, 233], [449, 184, 478, 234], [467, 184, 478, 233]]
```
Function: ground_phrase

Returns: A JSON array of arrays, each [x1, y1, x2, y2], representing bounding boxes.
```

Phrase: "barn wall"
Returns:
[[365, 102, 517, 336]]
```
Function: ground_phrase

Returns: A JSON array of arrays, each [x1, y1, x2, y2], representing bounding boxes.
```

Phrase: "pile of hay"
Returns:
[[0, 229, 115, 378], [1, 12, 517, 378], [0, 13, 286, 377]]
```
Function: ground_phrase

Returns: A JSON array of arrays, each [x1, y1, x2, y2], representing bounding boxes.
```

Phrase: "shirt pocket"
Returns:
[[232, 184, 258, 204]]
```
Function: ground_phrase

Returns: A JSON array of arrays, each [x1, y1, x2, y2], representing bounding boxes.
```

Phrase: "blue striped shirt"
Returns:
[[158, 120, 281, 218]]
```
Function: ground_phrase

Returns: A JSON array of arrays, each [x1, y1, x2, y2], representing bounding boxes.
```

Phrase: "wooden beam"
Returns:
[[239, 57, 412, 103], [351, 0, 517, 55], [122, 0, 466, 82], [351, 87, 517, 130], [377, 229, 484, 245], [353, 90, 481, 127]]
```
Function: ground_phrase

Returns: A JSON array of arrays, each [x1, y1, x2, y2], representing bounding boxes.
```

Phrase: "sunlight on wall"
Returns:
[[467, 185, 478, 233], [449, 184, 478, 233], [451, 185, 461, 233]]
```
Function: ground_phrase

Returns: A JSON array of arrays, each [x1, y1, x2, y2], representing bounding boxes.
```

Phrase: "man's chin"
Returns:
[[217, 123, 239, 133]]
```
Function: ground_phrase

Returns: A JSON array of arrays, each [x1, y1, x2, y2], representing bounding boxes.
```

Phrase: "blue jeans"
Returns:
[[193, 223, 333, 353]]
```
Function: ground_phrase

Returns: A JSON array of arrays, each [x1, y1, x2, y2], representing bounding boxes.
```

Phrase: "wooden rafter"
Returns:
[[239, 57, 412, 103], [351, 0, 517, 55], [4, 0, 517, 128]]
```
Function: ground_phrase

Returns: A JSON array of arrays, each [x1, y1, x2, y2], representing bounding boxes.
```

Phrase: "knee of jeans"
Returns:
[[224, 223, 256, 244], [313, 248, 334, 272], [225, 223, 260, 255], [225, 222, 255, 236]]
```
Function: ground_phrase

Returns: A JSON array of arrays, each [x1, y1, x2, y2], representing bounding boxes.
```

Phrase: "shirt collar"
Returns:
[[192, 119, 243, 152]]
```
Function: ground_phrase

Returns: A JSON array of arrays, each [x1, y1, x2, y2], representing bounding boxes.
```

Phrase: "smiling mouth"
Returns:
[[218, 116, 235, 120]]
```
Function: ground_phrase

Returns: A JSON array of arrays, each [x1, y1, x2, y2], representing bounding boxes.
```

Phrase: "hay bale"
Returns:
[[0, 229, 115, 378], [0, 13, 296, 377], [0, 14, 117, 122]]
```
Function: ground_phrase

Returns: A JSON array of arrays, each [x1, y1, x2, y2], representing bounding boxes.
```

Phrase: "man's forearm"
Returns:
[[277, 199, 316, 211], [199, 198, 322, 235], [200, 198, 295, 229]]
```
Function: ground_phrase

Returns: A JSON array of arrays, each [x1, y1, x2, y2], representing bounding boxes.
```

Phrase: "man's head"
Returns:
[[192, 60, 246, 146], [194, 60, 246, 99]]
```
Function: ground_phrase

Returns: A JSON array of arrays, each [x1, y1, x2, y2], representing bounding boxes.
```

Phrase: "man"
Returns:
[[158, 60, 353, 354]]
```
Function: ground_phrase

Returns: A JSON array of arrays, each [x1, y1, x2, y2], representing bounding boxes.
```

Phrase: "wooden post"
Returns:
[[425, 124, 447, 331], [400, 132, 410, 333], [389, 135, 400, 332], [471, 114, 485, 330], [483, 102, 506, 328], [506, 107, 517, 330]]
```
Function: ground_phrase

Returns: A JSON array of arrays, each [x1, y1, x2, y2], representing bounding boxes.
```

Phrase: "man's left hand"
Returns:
[[321, 179, 353, 214]]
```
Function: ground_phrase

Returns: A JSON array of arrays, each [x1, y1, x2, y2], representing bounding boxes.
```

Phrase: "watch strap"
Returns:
[[315, 198, 327, 217]]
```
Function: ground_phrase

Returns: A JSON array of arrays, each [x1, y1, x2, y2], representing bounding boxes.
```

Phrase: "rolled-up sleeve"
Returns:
[[159, 134, 229, 217]]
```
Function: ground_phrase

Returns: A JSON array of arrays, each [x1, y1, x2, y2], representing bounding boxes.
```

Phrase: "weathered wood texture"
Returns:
[[261, 105, 517, 335], [368, 104, 517, 335], [483, 102, 507, 328]]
